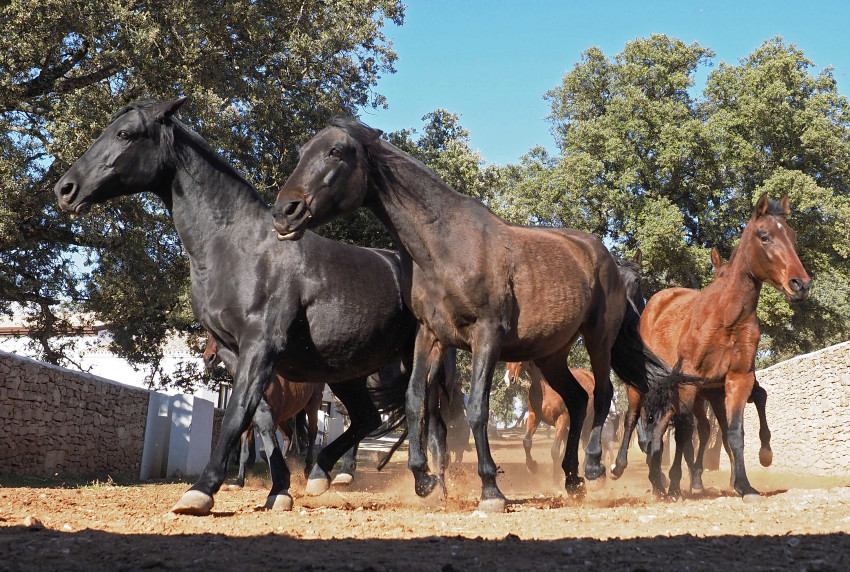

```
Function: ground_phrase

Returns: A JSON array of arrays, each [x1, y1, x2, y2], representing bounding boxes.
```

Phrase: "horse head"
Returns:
[[503, 362, 523, 387], [740, 193, 811, 302], [272, 117, 382, 241], [54, 98, 187, 215], [203, 333, 221, 370]]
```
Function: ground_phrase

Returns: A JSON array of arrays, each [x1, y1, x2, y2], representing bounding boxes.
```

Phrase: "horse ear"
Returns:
[[778, 194, 791, 216], [633, 248, 642, 267], [710, 247, 722, 271], [154, 97, 188, 123], [755, 192, 770, 217]]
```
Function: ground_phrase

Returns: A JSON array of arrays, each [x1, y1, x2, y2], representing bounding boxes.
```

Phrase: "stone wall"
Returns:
[[0, 350, 150, 478], [736, 341, 850, 475]]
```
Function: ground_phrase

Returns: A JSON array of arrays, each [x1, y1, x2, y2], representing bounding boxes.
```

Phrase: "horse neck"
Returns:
[[710, 235, 763, 323], [368, 146, 492, 271], [164, 133, 271, 261]]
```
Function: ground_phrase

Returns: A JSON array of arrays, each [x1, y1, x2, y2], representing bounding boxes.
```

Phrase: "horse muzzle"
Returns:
[[272, 197, 312, 241], [787, 277, 811, 302]]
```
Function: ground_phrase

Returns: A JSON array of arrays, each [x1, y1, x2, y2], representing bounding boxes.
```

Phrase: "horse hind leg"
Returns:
[[310, 378, 380, 496], [534, 355, 588, 499], [749, 382, 773, 467], [252, 398, 293, 511]]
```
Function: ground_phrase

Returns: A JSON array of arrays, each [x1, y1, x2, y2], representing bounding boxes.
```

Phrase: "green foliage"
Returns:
[[1, 0, 404, 384]]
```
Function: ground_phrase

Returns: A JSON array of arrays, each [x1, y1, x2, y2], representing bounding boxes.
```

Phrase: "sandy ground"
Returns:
[[1, 435, 849, 571]]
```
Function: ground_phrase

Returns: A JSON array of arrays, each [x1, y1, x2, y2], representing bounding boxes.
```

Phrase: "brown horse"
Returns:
[[505, 362, 595, 478], [507, 252, 643, 478], [685, 249, 773, 477], [627, 195, 810, 502], [272, 118, 688, 511], [203, 334, 324, 485]]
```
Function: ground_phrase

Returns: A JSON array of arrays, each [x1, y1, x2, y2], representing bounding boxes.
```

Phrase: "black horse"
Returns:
[[272, 117, 689, 511], [54, 98, 441, 515]]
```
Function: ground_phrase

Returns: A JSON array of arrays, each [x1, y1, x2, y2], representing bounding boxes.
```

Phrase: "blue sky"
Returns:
[[360, 1, 850, 166]]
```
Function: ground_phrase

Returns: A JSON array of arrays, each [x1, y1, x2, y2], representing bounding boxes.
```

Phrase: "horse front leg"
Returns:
[[524, 370, 543, 474], [426, 362, 449, 497], [611, 386, 642, 479], [308, 378, 380, 495], [406, 326, 446, 501], [645, 407, 676, 500], [172, 344, 277, 515], [724, 373, 761, 502], [749, 381, 773, 467], [465, 324, 506, 512]]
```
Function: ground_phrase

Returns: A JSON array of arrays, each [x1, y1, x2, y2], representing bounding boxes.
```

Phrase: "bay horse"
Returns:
[[54, 99, 454, 515], [272, 117, 690, 511], [506, 252, 644, 479], [203, 333, 324, 486], [622, 195, 810, 501]]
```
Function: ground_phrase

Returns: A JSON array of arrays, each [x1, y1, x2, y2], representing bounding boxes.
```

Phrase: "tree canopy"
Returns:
[[2, 17, 848, 393], [497, 35, 850, 365]]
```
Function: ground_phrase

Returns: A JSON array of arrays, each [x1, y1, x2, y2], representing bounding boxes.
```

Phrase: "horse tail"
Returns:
[[364, 364, 409, 438], [376, 428, 408, 471], [609, 301, 700, 419]]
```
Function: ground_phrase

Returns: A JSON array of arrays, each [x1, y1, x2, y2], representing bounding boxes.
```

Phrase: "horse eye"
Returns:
[[329, 147, 341, 158], [117, 130, 130, 140], [759, 232, 770, 243]]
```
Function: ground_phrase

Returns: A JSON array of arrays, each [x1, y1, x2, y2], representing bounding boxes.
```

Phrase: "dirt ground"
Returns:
[[1, 435, 849, 571]]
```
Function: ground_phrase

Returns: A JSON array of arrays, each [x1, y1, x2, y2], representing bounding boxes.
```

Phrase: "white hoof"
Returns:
[[171, 490, 214, 515], [332, 473, 353, 486], [742, 493, 763, 505], [477, 497, 507, 513], [263, 494, 293, 511], [306, 477, 330, 496]]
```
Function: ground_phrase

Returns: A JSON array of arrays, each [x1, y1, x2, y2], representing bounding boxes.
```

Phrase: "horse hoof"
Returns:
[[526, 460, 539, 474], [332, 472, 353, 486], [760, 448, 773, 467], [306, 476, 331, 496], [609, 463, 624, 480], [224, 484, 243, 491], [477, 496, 506, 513], [171, 490, 214, 515], [690, 485, 704, 495], [585, 462, 606, 481], [414, 474, 439, 498], [585, 473, 606, 492], [742, 493, 763, 504], [565, 476, 586, 500], [263, 494, 293, 511]]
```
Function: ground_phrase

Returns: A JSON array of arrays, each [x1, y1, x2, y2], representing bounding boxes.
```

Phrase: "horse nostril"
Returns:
[[59, 182, 77, 201], [789, 278, 804, 292], [281, 199, 304, 218]]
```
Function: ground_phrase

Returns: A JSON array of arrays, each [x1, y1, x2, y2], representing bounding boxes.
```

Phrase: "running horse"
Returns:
[[54, 99, 458, 515], [272, 117, 689, 511], [619, 195, 810, 501], [203, 333, 324, 486], [506, 252, 644, 478]]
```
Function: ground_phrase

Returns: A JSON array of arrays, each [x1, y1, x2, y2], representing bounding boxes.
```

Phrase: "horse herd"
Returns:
[[53, 98, 811, 516]]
